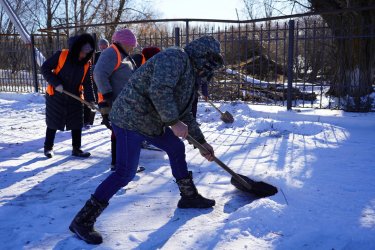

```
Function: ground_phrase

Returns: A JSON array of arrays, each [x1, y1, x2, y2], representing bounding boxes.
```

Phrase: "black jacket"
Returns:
[[41, 33, 95, 131]]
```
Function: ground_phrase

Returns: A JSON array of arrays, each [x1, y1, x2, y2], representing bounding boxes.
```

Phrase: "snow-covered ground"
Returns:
[[0, 92, 374, 250]]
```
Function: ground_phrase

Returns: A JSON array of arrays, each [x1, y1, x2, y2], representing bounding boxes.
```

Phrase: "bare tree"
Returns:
[[263, 0, 274, 18], [243, 0, 292, 19], [242, 0, 257, 19], [242, 0, 276, 19], [93, 0, 158, 39], [2, 0, 157, 36], [1, 0, 23, 34], [1, 0, 44, 33], [107, 0, 127, 37]]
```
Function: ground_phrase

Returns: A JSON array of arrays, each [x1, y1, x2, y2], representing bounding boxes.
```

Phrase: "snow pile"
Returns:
[[199, 101, 328, 137]]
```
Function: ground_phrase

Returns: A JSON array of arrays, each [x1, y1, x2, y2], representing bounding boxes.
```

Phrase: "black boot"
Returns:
[[44, 147, 54, 158], [176, 171, 215, 209], [71, 130, 90, 157], [72, 147, 91, 158], [69, 195, 108, 244], [44, 128, 56, 158]]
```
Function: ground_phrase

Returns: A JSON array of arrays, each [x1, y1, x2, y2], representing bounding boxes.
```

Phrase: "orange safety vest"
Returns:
[[46, 49, 90, 96], [140, 53, 146, 65], [97, 44, 132, 103]]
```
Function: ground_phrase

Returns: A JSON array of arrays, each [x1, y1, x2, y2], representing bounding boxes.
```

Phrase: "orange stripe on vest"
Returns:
[[110, 44, 122, 72], [97, 44, 122, 104]]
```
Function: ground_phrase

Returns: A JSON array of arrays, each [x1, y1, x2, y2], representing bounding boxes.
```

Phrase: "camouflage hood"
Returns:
[[184, 36, 223, 73]]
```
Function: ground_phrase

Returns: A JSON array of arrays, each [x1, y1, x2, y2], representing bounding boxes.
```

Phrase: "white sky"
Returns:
[[154, 0, 246, 20]]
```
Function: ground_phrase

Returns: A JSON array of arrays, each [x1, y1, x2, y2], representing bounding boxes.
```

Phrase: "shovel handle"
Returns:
[[186, 134, 252, 190], [197, 91, 224, 115], [62, 90, 100, 112]]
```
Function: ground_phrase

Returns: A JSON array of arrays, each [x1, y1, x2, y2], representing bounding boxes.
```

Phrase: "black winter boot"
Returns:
[[110, 164, 116, 171], [72, 147, 91, 158], [69, 195, 108, 244], [176, 171, 215, 209], [44, 147, 54, 158], [44, 128, 56, 158]]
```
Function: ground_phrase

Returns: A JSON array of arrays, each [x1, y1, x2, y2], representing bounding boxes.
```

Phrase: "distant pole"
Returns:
[[30, 34, 39, 93], [92, 33, 97, 50], [56, 29, 60, 50], [174, 27, 180, 47], [287, 19, 295, 110], [185, 21, 189, 45]]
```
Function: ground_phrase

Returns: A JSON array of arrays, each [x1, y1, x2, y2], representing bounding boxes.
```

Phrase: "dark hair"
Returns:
[[142, 47, 161, 61], [68, 33, 95, 64]]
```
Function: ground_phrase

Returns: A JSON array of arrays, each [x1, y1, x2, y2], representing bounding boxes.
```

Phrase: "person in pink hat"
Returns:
[[92, 28, 138, 171], [111, 28, 138, 54]]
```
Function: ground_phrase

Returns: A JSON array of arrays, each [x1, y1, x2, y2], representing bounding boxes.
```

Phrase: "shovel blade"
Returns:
[[231, 174, 278, 198], [221, 111, 234, 123]]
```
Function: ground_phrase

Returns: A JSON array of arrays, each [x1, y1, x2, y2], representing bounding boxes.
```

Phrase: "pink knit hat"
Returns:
[[112, 28, 137, 47]]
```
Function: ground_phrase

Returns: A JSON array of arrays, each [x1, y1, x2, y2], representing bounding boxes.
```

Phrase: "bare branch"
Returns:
[[51, 0, 63, 16], [293, 0, 311, 9], [242, 0, 256, 19], [84, 0, 106, 25]]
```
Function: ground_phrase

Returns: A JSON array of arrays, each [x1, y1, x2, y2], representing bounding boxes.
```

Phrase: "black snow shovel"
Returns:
[[198, 91, 234, 124], [187, 135, 277, 198]]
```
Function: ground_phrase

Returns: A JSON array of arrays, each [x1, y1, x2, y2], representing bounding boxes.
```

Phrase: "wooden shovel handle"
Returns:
[[186, 134, 252, 190], [197, 91, 224, 115], [62, 90, 100, 112]]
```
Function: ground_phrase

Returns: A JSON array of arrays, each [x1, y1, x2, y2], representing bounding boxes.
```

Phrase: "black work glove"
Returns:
[[98, 100, 111, 117], [102, 92, 113, 107], [102, 114, 112, 130]]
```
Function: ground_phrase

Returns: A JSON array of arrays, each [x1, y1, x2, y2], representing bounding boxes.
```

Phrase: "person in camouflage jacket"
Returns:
[[69, 36, 224, 245]]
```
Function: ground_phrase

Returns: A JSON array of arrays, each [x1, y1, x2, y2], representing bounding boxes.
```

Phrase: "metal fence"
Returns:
[[0, 11, 374, 110], [0, 33, 67, 93]]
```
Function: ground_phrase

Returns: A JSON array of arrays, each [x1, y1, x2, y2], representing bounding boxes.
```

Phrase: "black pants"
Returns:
[[83, 106, 96, 125], [44, 127, 82, 150], [192, 95, 198, 119]]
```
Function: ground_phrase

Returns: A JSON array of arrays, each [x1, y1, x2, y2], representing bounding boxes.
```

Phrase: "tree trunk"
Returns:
[[73, 0, 79, 34], [65, 0, 70, 36], [46, 0, 54, 50], [79, 0, 85, 33], [108, 0, 126, 38], [331, 25, 375, 111], [309, 0, 375, 111]]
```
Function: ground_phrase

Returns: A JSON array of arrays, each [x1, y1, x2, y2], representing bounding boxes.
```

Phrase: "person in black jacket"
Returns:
[[41, 33, 96, 158]]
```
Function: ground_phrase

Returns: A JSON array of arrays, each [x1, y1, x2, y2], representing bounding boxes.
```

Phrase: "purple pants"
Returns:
[[93, 124, 189, 202]]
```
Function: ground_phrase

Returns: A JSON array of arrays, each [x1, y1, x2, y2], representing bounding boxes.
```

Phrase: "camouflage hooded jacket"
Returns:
[[110, 36, 221, 143]]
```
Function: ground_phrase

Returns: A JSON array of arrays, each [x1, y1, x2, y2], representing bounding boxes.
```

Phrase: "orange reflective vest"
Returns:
[[46, 49, 90, 96], [140, 53, 146, 65], [97, 44, 136, 103]]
